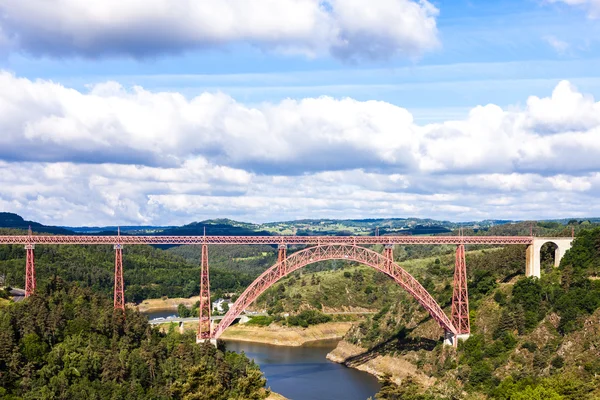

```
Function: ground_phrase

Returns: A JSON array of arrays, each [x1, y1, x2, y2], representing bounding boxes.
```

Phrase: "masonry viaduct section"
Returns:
[[525, 238, 573, 278]]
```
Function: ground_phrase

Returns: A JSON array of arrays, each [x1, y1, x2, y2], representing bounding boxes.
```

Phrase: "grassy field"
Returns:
[[160, 321, 355, 346], [134, 295, 199, 312], [218, 322, 354, 346]]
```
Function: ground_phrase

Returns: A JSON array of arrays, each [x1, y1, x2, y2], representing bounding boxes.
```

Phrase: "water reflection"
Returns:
[[225, 340, 380, 400]]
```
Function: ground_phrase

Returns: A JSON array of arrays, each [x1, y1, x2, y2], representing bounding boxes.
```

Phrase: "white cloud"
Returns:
[[548, 0, 600, 18], [543, 35, 570, 54], [0, 0, 439, 60], [1, 72, 600, 224], [2, 72, 600, 176]]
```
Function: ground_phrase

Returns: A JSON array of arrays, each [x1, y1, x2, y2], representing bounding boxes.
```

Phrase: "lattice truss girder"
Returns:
[[0, 235, 535, 245], [213, 245, 458, 339]]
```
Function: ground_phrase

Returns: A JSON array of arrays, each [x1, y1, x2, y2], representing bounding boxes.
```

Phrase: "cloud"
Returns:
[[547, 0, 600, 18], [543, 35, 570, 54], [0, 0, 439, 61], [2, 160, 600, 226], [1, 72, 600, 224], [1, 72, 600, 177]]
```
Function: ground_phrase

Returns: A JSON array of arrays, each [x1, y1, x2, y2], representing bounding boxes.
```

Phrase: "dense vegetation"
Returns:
[[344, 228, 600, 399], [167, 244, 277, 278], [0, 279, 269, 399], [256, 262, 404, 315]]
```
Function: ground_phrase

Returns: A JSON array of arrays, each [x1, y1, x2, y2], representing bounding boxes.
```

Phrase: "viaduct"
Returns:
[[0, 231, 572, 347]]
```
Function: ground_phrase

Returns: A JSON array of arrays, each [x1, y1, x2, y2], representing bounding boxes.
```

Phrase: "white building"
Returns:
[[212, 298, 231, 313]]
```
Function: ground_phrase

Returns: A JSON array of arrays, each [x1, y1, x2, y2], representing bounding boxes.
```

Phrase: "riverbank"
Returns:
[[266, 392, 288, 400], [220, 322, 354, 346], [134, 296, 198, 312], [326, 340, 435, 387], [173, 321, 354, 346]]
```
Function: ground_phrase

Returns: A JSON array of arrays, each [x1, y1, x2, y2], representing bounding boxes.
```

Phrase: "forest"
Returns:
[[0, 279, 269, 399]]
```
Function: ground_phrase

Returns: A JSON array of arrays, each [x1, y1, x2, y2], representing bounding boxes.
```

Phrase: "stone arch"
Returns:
[[213, 244, 457, 339], [526, 238, 573, 278], [540, 242, 559, 270]]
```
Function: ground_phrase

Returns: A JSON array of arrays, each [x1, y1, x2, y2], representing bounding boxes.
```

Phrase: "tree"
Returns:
[[0, 280, 269, 399], [178, 303, 191, 318], [510, 386, 562, 400]]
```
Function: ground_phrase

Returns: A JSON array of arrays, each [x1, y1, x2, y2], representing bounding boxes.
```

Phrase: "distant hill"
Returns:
[[3, 212, 598, 239], [160, 220, 273, 236], [0, 212, 74, 235]]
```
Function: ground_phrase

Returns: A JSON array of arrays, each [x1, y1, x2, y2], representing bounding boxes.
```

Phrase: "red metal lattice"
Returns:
[[197, 244, 211, 340], [277, 244, 287, 278], [0, 235, 536, 245], [113, 244, 125, 311], [213, 245, 458, 339], [25, 227, 35, 298], [25, 245, 35, 297], [451, 244, 470, 335]]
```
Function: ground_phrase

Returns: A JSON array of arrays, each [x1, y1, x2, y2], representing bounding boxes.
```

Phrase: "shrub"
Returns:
[[246, 316, 274, 326], [287, 310, 332, 327], [551, 356, 564, 369]]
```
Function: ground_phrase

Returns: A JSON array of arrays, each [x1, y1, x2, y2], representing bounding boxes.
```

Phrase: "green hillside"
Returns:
[[0, 279, 268, 399], [167, 244, 277, 278], [333, 228, 600, 399]]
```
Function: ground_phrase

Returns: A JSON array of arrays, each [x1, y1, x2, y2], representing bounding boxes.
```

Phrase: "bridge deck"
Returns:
[[0, 235, 536, 245]]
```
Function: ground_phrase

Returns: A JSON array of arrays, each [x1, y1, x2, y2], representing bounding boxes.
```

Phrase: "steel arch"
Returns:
[[213, 244, 457, 338]]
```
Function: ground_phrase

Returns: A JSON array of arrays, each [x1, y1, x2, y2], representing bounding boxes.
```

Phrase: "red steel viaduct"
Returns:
[[0, 230, 572, 346]]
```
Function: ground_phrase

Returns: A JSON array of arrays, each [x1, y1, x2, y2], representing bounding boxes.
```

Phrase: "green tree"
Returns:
[[510, 386, 562, 400]]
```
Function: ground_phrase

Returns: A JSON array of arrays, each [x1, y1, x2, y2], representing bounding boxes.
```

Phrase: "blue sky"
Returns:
[[0, 0, 600, 225]]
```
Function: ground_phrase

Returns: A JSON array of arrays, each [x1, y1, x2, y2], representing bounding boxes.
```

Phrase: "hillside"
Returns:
[[3, 211, 600, 239], [0, 212, 74, 235], [167, 244, 277, 278], [327, 228, 600, 399], [0, 279, 269, 399], [251, 245, 520, 316]]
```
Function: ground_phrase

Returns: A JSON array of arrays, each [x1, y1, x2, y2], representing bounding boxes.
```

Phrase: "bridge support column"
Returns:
[[113, 244, 125, 311], [383, 245, 394, 274], [25, 243, 35, 298], [451, 243, 470, 343], [197, 243, 212, 342], [277, 244, 287, 277], [525, 244, 538, 278], [24, 227, 36, 298]]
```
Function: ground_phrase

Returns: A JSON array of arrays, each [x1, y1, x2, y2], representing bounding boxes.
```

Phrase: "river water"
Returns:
[[225, 339, 380, 400], [144, 310, 381, 399]]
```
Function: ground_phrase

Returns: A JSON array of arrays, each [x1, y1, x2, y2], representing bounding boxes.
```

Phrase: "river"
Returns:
[[144, 309, 381, 399], [225, 339, 380, 400]]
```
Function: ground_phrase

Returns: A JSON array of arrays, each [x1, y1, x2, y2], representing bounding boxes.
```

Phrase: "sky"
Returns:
[[1, 0, 600, 226]]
